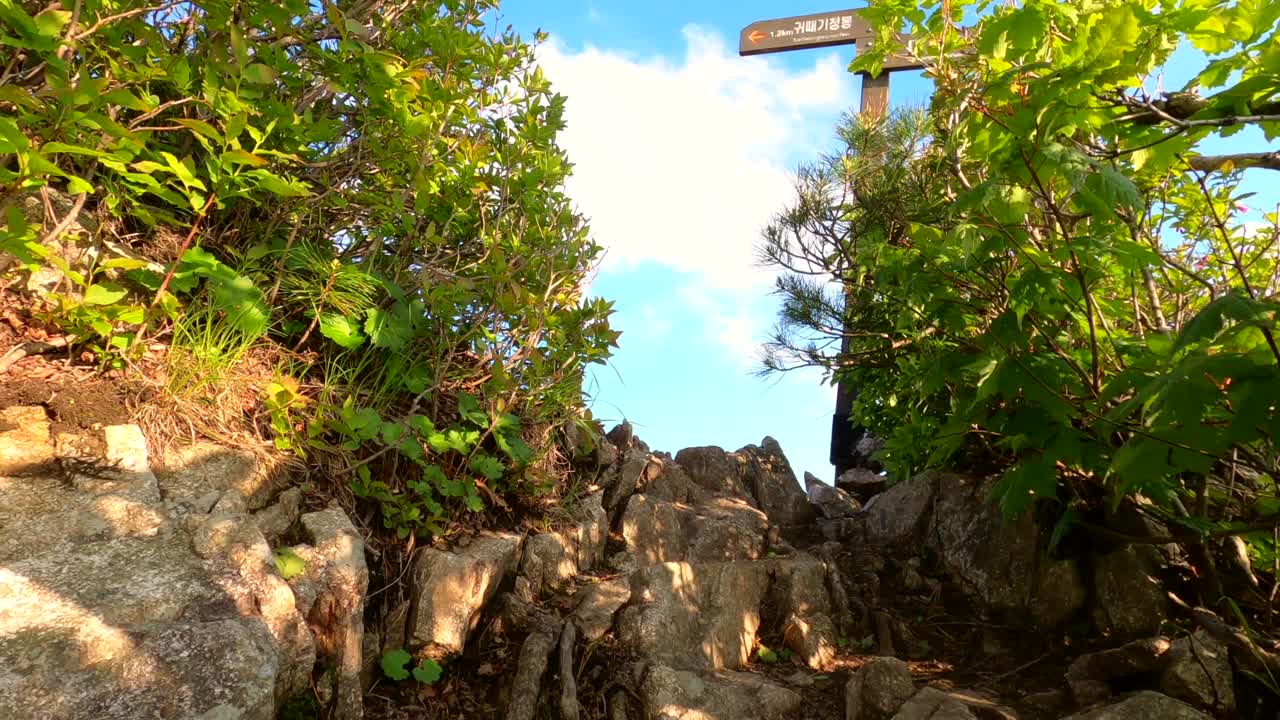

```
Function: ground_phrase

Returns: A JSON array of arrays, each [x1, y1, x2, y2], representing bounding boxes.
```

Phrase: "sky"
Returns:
[[488, 1, 1278, 484]]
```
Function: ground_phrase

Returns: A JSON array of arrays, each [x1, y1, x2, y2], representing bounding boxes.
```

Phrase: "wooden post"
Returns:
[[831, 70, 894, 481]]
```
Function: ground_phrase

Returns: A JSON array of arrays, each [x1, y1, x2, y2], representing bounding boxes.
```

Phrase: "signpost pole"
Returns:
[[738, 9, 914, 481]]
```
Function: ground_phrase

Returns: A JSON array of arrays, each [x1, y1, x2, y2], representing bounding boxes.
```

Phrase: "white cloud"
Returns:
[[536, 26, 856, 293], [678, 285, 765, 370]]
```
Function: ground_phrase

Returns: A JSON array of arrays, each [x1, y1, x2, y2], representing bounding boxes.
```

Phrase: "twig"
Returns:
[[149, 193, 216, 308], [0, 336, 75, 374]]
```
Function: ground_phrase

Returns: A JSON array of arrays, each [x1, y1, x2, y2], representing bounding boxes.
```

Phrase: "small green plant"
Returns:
[[756, 645, 791, 665], [380, 648, 442, 684], [272, 547, 306, 580]]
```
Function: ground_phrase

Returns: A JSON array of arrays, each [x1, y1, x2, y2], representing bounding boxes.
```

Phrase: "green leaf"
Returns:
[[33, 7, 71, 38], [273, 547, 306, 579], [470, 454, 505, 481], [243, 63, 279, 85], [457, 392, 488, 426], [412, 658, 443, 684], [221, 148, 269, 168], [380, 649, 412, 682], [991, 455, 1058, 517], [319, 313, 366, 349], [83, 283, 129, 305], [364, 306, 414, 350]]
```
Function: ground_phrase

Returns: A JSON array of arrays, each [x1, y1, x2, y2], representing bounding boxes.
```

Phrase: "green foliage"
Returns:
[[764, 0, 1280, 558], [272, 547, 306, 580], [2, 0, 618, 535], [380, 648, 442, 684]]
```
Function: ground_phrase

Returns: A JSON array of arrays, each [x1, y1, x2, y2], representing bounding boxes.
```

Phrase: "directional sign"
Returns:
[[738, 9, 872, 56]]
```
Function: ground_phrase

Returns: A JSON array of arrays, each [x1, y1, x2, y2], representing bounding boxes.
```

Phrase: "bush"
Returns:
[[1, 0, 618, 536], [762, 0, 1280, 600]]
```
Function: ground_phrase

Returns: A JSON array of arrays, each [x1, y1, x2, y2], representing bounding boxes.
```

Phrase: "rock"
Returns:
[[298, 506, 368, 720], [520, 491, 607, 597], [408, 533, 523, 658], [1092, 546, 1168, 637], [1066, 637, 1173, 706], [1159, 631, 1233, 715], [504, 630, 559, 720], [766, 554, 834, 618], [638, 455, 695, 504], [864, 471, 940, 546], [738, 437, 814, 526], [521, 532, 577, 597], [0, 405, 55, 476], [154, 441, 279, 510], [573, 490, 608, 570], [571, 578, 631, 641], [806, 472, 862, 519], [785, 670, 816, 687], [1062, 691, 1213, 720], [0, 616, 280, 720], [605, 448, 649, 511], [607, 421, 635, 450], [929, 474, 1043, 613], [640, 664, 803, 720], [674, 446, 754, 504], [846, 657, 916, 720], [837, 468, 886, 501], [618, 561, 768, 671], [191, 513, 315, 702], [783, 613, 836, 669], [891, 687, 977, 720], [1030, 559, 1086, 628], [254, 487, 303, 541], [621, 494, 768, 566]]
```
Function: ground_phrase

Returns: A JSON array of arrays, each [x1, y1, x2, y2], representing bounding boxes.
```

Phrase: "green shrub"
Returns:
[[1, 0, 618, 535]]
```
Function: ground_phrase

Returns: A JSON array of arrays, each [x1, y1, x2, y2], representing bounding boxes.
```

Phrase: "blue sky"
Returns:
[[491, 1, 1278, 482]]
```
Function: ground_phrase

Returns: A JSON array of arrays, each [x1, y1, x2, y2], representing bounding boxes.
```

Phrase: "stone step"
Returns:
[[0, 533, 242, 634], [620, 493, 769, 566], [0, 616, 278, 720], [639, 663, 803, 720]]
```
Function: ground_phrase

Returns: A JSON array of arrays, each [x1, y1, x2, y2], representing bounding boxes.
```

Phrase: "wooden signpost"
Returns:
[[738, 8, 922, 479]]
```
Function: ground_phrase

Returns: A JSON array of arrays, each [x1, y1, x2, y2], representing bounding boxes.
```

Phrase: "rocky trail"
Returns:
[[0, 401, 1260, 719]]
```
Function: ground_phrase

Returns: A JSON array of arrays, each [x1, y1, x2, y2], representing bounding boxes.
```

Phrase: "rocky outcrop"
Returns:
[[0, 408, 363, 719], [845, 657, 916, 719], [620, 494, 768, 565], [639, 664, 803, 719], [1062, 691, 1213, 719], [408, 532, 524, 658]]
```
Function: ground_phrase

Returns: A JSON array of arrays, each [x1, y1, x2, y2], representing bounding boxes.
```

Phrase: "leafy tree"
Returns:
[[764, 0, 1280, 606], [1, 0, 618, 536]]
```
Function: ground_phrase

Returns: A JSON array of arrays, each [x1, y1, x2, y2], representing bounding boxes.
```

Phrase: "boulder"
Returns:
[[1030, 559, 1087, 628], [639, 664, 803, 720], [297, 506, 368, 720], [673, 446, 754, 504], [607, 421, 635, 451], [1159, 631, 1234, 715], [617, 561, 768, 671], [408, 533, 523, 658], [837, 468, 886, 502], [846, 657, 916, 720], [806, 472, 862, 519], [621, 494, 768, 566], [1066, 636, 1173, 706], [738, 437, 814, 526], [637, 454, 696, 504], [0, 405, 55, 476], [864, 472, 939, 545], [154, 441, 279, 511], [571, 578, 631, 641], [782, 613, 837, 670], [1062, 691, 1213, 720], [1092, 546, 1168, 637], [253, 487, 303, 541], [605, 448, 650, 511], [890, 687, 977, 720], [929, 474, 1040, 613]]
